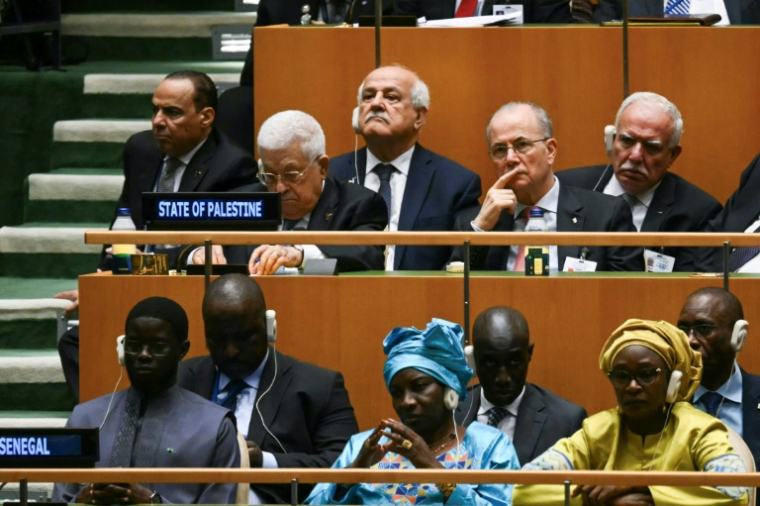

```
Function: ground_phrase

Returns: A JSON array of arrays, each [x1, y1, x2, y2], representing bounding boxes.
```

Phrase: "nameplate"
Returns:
[[0, 428, 99, 468]]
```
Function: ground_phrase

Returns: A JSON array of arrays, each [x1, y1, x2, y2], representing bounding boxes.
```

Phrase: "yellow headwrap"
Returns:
[[598, 319, 702, 403]]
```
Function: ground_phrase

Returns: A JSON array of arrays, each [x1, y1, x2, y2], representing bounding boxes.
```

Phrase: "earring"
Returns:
[[661, 404, 667, 413]]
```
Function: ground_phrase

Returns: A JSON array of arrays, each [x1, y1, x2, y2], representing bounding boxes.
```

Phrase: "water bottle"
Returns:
[[112, 208, 136, 275], [524, 207, 549, 276]]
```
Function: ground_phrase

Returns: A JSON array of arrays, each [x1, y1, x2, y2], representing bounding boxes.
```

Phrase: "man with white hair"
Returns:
[[557, 92, 722, 271], [330, 65, 482, 271], [192, 110, 387, 273]]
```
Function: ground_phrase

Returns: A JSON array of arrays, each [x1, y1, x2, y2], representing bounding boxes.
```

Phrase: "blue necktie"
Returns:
[[219, 379, 249, 411], [729, 233, 760, 272], [701, 391, 723, 417], [665, 0, 691, 15], [282, 219, 300, 231], [487, 407, 509, 428], [374, 164, 395, 220]]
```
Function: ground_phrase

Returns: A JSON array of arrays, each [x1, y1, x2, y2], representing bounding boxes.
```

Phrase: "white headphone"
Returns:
[[464, 345, 477, 377], [730, 319, 749, 353], [443, 387, 459, 410], [266, 310, 277, 344], [664, 370, 683, 404], [116, 335, 125, 366]]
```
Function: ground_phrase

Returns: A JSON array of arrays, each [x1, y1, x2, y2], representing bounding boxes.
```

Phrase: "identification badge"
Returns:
[[645, 249, 675, 273], [563, 257, 597, 272]]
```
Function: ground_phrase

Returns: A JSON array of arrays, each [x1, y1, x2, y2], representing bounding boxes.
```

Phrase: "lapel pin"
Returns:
[[572, 217, 577, 224], [325, 212, 334, 221], [167, 448, 174, 453], [192, 170, 202, 179]]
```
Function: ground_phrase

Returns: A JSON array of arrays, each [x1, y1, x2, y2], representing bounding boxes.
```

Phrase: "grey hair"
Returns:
[[356, 65, 431, 111], [257, 110, 326, 161], [486, 102, 553, 146], [615, 92, 683, 147]]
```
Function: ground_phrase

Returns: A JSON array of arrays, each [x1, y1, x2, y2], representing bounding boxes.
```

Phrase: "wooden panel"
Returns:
[[80, 274, 760, 431]]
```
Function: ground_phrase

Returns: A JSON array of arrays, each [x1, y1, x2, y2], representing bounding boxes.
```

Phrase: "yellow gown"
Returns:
[[513, 403, 748, 506]]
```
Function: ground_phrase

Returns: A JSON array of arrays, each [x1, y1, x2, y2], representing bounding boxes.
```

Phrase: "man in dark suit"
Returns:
[[178, 274, 359, 505], [677, 288, 760, 475], [393, 0, 575, 22], [330, 65, 482, 270], [557, 92, 721, 272], [190, 110, 387, 272], [456, 306, 587, 466], [453, 102, 643, 272], [594, 0, 760, 24], [696, 153, 760, 273]]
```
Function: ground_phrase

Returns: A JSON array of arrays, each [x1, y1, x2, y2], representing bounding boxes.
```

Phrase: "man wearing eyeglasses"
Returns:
[[677, 287, 760, 469], [557, 92, 722, 272], [452, 101, 643, 272], [191, 110, 387, 273]]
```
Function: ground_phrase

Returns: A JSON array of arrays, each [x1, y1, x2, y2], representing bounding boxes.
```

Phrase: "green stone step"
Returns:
[[25, 200, 117, 224], [0, 296, 71, 349], [53, 119, 151, 143], [0, 278, 78, 299], [64, 0, 236, 13], [0, 383, 76, 411], [51, 142, 124, 170]]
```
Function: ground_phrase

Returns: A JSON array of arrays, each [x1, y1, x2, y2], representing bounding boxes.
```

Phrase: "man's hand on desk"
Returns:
[[246, 440, 264, 468], [54, 289, 79, 317], [192, 245, 227, 265], [248, 245, 303, 275], [76, 482, 156, 505]]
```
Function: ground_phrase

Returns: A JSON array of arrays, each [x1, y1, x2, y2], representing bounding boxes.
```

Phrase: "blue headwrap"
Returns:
[[382, 318, 473, 400]]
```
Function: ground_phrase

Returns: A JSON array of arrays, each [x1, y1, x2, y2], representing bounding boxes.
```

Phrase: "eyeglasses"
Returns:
[[677, 322, 733, 338], [607, 367, 662, 388], [257, 161, 315, 186], [123, 339, 174, 356], [488, 137, 549, 160]]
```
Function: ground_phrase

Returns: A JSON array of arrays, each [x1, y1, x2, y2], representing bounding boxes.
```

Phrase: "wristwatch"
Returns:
[[149, 491, 162, 504]]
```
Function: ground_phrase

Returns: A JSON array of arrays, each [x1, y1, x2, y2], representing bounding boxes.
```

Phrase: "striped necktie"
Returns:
[[374, 164, 394, 221], [156, 157, 182, 192], [665, 0, 691, 15]]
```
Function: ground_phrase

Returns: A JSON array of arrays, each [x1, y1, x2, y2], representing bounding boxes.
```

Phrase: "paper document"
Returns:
[[422, 8, 523, 27]]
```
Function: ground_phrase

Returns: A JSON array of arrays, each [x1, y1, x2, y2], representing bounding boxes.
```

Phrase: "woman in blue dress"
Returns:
[[306, 318, 519, 505]]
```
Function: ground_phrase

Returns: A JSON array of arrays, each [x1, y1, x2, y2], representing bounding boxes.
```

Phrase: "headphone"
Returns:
[[266, 310, 277, 344], [730, 319, 749, 352], [604, 125, 616, 156], [351, 107, 361, 134], [116, 335, 125, 366], [664, 370, 683, 404], [464, 345, 477, 377], [443, 387, 459, 410]]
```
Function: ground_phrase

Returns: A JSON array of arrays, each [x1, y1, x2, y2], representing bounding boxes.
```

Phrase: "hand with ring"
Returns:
[[378, 418, 445, 470]]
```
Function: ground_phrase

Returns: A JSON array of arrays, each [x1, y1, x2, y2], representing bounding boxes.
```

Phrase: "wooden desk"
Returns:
[[80, 272, 760, 430], [254, 26, 760, 204]]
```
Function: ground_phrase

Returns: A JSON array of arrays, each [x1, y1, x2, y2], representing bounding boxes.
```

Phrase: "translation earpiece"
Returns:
[[464, 345, 477, 378], [665, 370, 683, 404], [731, 319, 749, 353], [352, 107, 360, 134], [604, 125, 616, 157], [443, 387, 459, 410], [266, 310, 277, 344], [116, 335, 125, 367]]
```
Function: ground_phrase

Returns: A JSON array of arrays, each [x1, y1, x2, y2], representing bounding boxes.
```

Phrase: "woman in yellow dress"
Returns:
[[513, 319, 749, 506]]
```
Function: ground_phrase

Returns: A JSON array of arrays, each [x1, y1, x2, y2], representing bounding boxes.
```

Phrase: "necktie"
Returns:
[[282, 219, 300, 231], [513, 207, 533, 272], [665, 0, 691, 15], [487, 407, 509, 428], [455, 0, 478, 17], [156, 157, 182, 192], [374, 164, 394, 221], [729, 228, 760, 272], [701, 391, 723, 416], [109, 390, 141, 467], [571, 0, 594, 23], [219, 379, 249, 411]]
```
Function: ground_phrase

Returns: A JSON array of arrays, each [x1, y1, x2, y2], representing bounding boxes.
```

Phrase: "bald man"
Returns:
[[455, 306, 587, 466]]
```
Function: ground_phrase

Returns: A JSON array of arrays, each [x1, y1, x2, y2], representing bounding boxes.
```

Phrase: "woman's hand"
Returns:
[[378, 418, 445, 470], [348, 425, 394, 469], [572, 485, 654, 506]]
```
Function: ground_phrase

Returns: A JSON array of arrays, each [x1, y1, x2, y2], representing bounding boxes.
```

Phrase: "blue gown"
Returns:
[[305, 422, 519, 505]]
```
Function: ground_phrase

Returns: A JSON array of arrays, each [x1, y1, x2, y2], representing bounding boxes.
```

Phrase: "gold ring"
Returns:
[[401, 439, 413, 450], [364, 439, 372, 449]]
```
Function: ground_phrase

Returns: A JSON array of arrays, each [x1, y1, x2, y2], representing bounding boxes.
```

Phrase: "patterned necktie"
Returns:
[[729, 228, 760, 272], [374, 164, 395, 221], [455, 0, 478, 17], [109, 390, 142, 467], [701, 391, 723, 417], [156, 157, 182, 193], [487, 407, 509, 428], [571, 0, 594, 23], [665, 0, 691, 15], [513, 207, 534, 272]]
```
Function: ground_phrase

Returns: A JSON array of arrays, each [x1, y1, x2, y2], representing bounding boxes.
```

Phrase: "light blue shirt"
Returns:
[[693, 362, 743, 437]]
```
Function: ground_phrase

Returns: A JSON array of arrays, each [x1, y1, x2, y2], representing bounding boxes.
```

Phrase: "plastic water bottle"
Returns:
[[524, 207, 549, 276], [112, 208, 136, 275]]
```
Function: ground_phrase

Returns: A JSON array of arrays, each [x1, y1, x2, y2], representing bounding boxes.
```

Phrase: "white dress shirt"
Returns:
[[364, 145, 415, 271], [603, 176, 660, 232], [663, 0, 730, 25], [154, 137, 207, 192], [476, 386, 526, 441]]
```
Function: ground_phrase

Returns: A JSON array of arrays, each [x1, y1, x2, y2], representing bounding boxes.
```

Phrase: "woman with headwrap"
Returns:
[[513, 319, 749, 506], [305, 319, 519, 505]]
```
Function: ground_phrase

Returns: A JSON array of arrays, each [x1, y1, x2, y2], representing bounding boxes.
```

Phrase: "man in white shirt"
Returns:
[[455, 306, 587, 466]]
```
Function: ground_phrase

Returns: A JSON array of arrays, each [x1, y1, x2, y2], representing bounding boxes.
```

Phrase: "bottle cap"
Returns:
[[529, 207, 544, 218], [116, 208, 131, 216]]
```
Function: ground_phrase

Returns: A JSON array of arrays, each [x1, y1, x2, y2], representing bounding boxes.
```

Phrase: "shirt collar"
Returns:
[[166, 135, 208, 166], [217, 348, 270, 391], [366, 144, 415, 177], [515, 176, 560, 217], [607, 174, 661, 208], [477, 384, 526, 418], [694, 361, 744, 404]]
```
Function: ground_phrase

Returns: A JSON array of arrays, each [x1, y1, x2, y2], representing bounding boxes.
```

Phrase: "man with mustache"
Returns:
[[455, 306, 587, 466], [557, 92, 722, 272], [329, 65, 482, 271], [452, 102, 643, 272]]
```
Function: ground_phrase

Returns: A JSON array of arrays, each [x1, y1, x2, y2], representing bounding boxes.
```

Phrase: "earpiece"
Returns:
[[731, 319, 749, 353], [464, 345, 477, 377], [443, 387, 459, 410], [351, 107, 360, 134], [266, 310, 277, 344], [116, 335, 125, 367], [604, 125, 616, 157], [665, 370, 683, 404]]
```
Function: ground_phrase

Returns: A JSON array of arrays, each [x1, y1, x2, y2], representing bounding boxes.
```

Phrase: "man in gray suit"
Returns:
[[455, 306, 587, 466]]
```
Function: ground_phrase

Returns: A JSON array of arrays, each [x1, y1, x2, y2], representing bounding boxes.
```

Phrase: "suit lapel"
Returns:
[[647, 0, 663, 16], [309, 176, 339, 230], [137, 150, 164, 195], [248, 349, 293, 447], [183, 356, 216, 399], [556, 185, 584, 266], [741, 369, 760, 453], [178, 131, 217, 192], [395, 145, 434, 269], [513, 384, 547, 466], [641, 174, 674, 232], [352, 148, 368, 185], [460, 385, 482, 426]]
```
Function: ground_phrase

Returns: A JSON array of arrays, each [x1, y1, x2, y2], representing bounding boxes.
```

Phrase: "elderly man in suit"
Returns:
[[456, 306, 586, 466], [190, 110, 387, 273], [594, 0, 760, 25], [178, 274, 359, 505], [557, 92, 721, 272], [453, 102, 643, 272], [329, 65, 482, 271]]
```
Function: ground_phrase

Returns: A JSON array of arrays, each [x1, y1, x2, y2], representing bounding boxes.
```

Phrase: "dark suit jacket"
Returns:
[[330, 144, 482, 270], [593, 0, 760, 24], [455, 383, 587, 466], [256, 0, 393, 26], [451, 182, 644, 271], [696, 153, 760, 272], [177, 350, 359, 505], [741, 368, 760, 471], [393, 0, 573, 22], [223, 175, 387, 271], [556, 165, 722, 271]]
